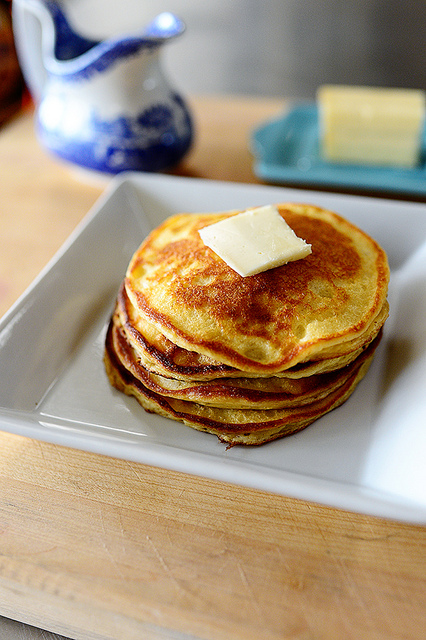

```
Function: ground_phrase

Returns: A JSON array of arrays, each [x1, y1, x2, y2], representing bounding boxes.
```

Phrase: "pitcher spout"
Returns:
[[13, 0, 186, 89], [47, 4, 186, 80], [143, 12, 186, 41], [46, 12, 186, 81]]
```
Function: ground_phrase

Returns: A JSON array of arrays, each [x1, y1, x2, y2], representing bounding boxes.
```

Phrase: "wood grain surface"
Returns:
[[0, 97, 425, 640]]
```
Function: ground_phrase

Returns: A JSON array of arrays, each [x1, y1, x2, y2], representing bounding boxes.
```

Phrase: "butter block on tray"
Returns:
[[317, 85, 426, 168]]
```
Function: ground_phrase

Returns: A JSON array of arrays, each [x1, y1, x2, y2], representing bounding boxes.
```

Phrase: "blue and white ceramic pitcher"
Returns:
[[12, 0, 193, 173]]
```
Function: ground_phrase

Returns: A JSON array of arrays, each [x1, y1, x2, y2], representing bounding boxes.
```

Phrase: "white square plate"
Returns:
[[1, 173, 426, 523]]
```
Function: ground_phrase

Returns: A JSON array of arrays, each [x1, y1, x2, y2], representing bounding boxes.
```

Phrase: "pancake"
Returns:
[[125, 203, 389, 374], [104, 318, 377, 446], [110, 315, 382, 409], [116, 282, 234, 380], [104, 201, 389, 446], [117, 280, 385, 381]]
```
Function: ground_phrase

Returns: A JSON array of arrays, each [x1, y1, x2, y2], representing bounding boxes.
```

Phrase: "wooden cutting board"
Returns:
[[1, 431, 425, 640]]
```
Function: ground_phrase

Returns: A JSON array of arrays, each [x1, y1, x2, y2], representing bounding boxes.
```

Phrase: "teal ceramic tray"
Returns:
[[251, 103, 426, 196]]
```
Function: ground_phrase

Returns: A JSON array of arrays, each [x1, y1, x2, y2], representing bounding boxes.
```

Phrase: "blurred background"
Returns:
[[61, 0, 426, 99], [2, 0, 426, 111]]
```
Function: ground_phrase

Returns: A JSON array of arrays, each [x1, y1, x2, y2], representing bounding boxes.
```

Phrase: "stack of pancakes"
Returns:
[[104, 202, 389, 446]]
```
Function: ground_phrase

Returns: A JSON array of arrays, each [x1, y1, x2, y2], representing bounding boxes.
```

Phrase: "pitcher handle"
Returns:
[[12, 0, 54, 101]]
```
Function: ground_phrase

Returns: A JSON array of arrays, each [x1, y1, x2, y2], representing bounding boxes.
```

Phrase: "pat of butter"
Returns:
[[317, 85, 426, 168], [198, 205, 312, 277]]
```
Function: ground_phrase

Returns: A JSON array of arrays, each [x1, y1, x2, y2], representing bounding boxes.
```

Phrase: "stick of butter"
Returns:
[[198, 205, 312, 277], [317, 85, 425, 168]]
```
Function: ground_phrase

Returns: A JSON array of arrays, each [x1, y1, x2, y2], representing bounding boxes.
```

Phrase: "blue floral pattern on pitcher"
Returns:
[[39, 92, 193, 173]]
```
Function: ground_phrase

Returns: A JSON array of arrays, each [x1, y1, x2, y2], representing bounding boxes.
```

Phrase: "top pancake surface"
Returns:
[[125, 203, 389, 373]]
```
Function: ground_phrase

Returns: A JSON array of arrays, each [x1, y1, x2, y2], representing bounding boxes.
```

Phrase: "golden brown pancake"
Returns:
[[104, 319, 377, 446], [125, 203, 389, 374], [105, 201, 389, 446], [116, 282, 234, 380], [116, 281, 386, 381], [110, 315, 382, 409]]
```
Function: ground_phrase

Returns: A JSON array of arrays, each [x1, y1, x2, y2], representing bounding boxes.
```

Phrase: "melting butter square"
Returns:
[[198, 205, 312, 277]]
